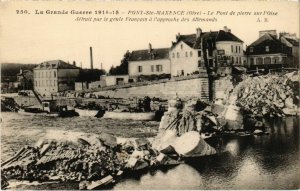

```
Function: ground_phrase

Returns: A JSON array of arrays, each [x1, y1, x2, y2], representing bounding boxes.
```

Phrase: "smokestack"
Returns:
[[90, 47, 93, 69], [148, 43, 152, 53]]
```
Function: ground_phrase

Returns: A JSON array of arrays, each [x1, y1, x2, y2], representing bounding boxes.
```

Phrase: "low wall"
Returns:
[[93, 77, 210, 100]]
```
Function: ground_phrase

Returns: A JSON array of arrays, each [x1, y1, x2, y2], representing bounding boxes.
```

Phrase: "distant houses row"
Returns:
[[128, 27, 298, 79], [9, 26, 299, 97]]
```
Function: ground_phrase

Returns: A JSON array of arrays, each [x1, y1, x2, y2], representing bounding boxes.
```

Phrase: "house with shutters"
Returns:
[[245, 30, 293, 69], [128, 44, 170, 81], [169, 26, 245, 77], [34, 60, 80, 97]]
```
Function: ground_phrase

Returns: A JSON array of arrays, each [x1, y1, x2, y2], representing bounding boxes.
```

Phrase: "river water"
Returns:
[[1, 112, 299, 189]]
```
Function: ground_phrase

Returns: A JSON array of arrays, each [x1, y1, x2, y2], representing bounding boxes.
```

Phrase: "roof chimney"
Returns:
[[224, 26, 231, 33], [176, 33, 181, 41], [90, 47, 93, 69], [196, 28, 202, 38]]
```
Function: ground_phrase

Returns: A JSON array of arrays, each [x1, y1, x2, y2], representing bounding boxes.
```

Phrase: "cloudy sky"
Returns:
[[0, 1, 299, 71]]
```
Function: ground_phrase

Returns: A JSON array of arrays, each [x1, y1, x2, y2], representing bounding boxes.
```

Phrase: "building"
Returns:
[[279, 32, 299, 68], [245, 30, 293, 69], [100, 75, 130, 86], [128, 43, 170, 81], [169, 26, 244, 77], [34, 60, 80, 96], [16, 69, 34, 90], [75, 69, 106, 91]]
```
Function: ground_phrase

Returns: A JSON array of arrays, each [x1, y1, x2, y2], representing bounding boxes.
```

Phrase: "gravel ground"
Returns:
[[1, 112, 159, 162]]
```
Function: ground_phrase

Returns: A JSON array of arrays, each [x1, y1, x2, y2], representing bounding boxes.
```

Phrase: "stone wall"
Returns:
[[93, 77, 210, 101]]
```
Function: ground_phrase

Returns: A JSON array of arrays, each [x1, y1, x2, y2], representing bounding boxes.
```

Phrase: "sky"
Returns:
[[0, 1, 299, 71]]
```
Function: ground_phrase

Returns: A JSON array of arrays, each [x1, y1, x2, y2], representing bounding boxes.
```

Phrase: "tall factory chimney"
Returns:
[[90, 47, 93, 69]]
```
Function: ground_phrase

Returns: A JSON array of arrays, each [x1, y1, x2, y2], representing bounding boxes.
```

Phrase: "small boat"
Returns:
[[102, 111, 155, 121], [75, 108, 99, 117], [18, 110, 59, 117], [18, 105, 78, 117]]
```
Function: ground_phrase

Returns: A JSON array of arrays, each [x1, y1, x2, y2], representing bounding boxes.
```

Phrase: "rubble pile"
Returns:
[[159, 98, 221, 136], [235, 72, 300, 116], [1, 134, 126, 189], [1, 130, 195, 190]]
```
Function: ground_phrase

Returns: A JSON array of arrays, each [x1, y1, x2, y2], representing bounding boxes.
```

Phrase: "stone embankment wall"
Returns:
[[93, 77, 210, 101]]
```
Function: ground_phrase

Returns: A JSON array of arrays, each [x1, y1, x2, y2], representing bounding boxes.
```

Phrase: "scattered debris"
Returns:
[[235, 72, 300, 117]]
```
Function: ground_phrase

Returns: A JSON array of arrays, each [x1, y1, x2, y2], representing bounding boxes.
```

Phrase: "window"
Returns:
[[177, 52, 180, 58], [198, 51, 201, 57], [250, 47, 254, 53], [265, 46, 269, 52], [239, 46, 241, 53], [172, 53, 175, 58], [256, 58, 263, 65], [185, 52, 188, 57], [273, 57, 279, 64], [250, 58, 254, 65], [156, 65, 163, 72], [138, 66, 142, 73], [198, 60, 201, 67], [181, 44, 183, 49], [236, 46, 238, 53], [151, 65, 154, 72], [54, 71, 56, 77], [35, 81, 37, 87], [239, 57, 241, 64], [231, 45, 233, 53], [190, 51, 193, 57], [264, 57, 271, 65]]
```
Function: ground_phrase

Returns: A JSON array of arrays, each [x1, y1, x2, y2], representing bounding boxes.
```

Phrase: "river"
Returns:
[[1, 112, 299, 189]]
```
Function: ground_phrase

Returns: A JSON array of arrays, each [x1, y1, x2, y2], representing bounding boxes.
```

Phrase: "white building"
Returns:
[[170, 26, 244, 77], [34, 60, 80, 96], [100, 75, 130, 86], [128, 44, 170, 80]]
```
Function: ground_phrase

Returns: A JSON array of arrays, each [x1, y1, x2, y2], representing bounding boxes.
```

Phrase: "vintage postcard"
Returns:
[[0, 0, 299, 190]]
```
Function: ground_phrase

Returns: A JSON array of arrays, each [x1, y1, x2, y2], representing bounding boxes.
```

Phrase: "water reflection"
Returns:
[[114, 164, 204, 190], [115, 117, 300, 190]]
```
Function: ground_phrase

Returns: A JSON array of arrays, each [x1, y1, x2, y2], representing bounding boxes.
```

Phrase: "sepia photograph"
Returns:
[[0, 0, 299, 190]]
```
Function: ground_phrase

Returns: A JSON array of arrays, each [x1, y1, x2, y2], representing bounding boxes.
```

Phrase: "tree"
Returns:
[[109, 51, 131, 75]]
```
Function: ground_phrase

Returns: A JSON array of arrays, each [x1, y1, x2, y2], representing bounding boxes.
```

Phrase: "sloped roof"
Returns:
[[246, 33, 292, 55], [249, 33, 283, 47], [129, 48, 169, 61], [177, 34, 197, 48], [284, 37, 299, 47], [215, 30, 243, 43], [173, 30, 243, 49], [35, 60, 79, 70]]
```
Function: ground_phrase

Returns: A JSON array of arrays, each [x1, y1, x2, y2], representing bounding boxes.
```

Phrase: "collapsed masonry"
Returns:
[[235, 71, 300, 116]]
